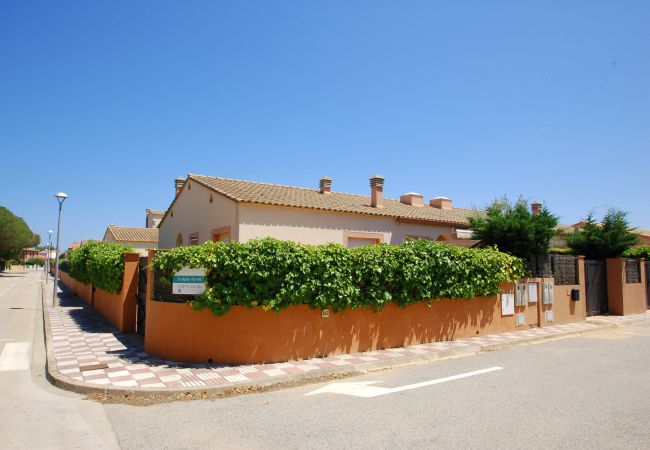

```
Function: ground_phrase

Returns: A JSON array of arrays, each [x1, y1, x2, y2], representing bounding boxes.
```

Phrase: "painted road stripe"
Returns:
[[306, 366, 503, 398], [0, 342, 31, 371]]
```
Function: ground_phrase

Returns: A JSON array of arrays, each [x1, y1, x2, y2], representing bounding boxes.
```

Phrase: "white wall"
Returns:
[[158, 181, 238, 249], [237, 204, 453, 245]]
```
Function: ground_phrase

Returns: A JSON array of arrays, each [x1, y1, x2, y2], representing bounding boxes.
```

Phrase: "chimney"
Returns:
[[175, 177, 185, 196], [400, 193, 424, 206], [531, 200, 542, 216], [430, 197, 453, 210], [319, 176, 332, 194], [370, 174, 384, 208]]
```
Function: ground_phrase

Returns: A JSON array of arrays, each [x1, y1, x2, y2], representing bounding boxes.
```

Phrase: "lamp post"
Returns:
[[45, 230, 53, 282], [52, 193, 68, 306]]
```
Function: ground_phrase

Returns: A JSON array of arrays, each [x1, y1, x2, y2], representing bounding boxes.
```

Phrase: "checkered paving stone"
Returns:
[[47, 299, 648, 391]]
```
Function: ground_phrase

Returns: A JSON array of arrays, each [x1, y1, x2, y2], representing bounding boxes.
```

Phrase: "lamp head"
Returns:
[[54, 192, 68, 204]]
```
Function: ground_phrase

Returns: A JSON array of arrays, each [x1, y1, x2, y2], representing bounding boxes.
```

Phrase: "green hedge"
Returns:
[[24, 258, 45, 266], [66, 241, 133, 294], [623, 246, 650, 260], [153, 238, 525, 316]]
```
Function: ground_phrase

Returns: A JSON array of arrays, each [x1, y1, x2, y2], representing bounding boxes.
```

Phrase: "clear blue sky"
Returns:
[[2, 1, 649, 249]]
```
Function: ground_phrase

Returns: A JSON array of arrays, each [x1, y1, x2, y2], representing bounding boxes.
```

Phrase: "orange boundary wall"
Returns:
[[57, 254, 140, 332], [93, 253, 139, 333], [143, 251, 588, 365], [607, 258, 647, 315]]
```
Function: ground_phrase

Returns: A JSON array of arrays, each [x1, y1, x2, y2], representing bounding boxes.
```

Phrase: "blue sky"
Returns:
[[2, 1, 649, 249]]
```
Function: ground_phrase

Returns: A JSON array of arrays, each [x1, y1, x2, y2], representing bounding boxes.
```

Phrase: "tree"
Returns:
[[0, 206, 37, 261], [468, 197, 559, 259], [567, 209, 638, 259]]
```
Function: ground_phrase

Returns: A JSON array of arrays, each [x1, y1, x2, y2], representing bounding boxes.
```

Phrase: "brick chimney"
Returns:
[[400, 193, 424, 206], [175, 177, 185, 196], [319, 176, 332, 194], [370, 174, 384, 208], [430, 197, 452, 210], [531, 200, 542, 216]]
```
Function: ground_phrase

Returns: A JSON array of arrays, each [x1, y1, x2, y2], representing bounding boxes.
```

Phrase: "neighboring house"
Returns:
[[102, 225, 159, 256], [21, 248, 39, 262], [68, 241, 81, 252], [158, 174, 482, 249], [146, 209, 165, 228]]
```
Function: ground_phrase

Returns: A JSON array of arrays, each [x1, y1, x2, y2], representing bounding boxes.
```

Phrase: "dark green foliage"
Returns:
[[66, 241, 133, 294], [567, 210, 639, 259], [468, 197, 559, 259], [622, 246, 650, 260], [0, 206, 37, 261], [24, 258, 44, 266], [152, 238, 525, 317]]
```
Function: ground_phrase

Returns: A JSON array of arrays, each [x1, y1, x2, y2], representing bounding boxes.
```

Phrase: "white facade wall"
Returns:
[[237, 204, 453, 245], [158, 181, 238, 249]]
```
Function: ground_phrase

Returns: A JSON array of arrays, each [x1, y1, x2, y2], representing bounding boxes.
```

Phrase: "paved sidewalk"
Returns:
[[43, 282, 650, 396]]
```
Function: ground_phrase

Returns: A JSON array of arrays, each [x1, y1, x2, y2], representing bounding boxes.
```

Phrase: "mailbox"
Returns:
[[571, 289, 580, 301]]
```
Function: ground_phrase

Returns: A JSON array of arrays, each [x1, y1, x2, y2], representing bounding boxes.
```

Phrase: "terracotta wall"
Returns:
[[607, 258, 647, 315], [92, 253, 139, 333]]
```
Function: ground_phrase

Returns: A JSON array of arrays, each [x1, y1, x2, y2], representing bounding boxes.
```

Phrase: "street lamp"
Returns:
[[45, 230, 53, 282], [52, 192, 68, 306]]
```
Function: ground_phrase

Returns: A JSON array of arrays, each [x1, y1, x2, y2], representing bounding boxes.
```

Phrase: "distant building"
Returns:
[[21, 248, 39, 262], [102, 225, 158, 256], [146, 209, 165, 228]]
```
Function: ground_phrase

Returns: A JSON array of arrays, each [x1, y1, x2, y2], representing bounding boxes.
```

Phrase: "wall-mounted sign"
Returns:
[[172, 267, 206, 295]]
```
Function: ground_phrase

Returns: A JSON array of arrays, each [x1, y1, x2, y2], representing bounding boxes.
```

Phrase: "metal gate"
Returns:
[[585, 260, 608, 316], [136, 257, 148, 336], [646, 262, 650, 309]]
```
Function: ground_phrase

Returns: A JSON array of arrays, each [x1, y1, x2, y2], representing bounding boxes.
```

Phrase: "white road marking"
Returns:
[[0, 342, 31, 371], [305, 366, 503, 398], [0, 282, 17, 297]]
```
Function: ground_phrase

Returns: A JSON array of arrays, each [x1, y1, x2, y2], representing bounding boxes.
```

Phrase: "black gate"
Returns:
[[585, 260, 608, 316], [136, 257, 148, 336], [646, 262, 650, 309]]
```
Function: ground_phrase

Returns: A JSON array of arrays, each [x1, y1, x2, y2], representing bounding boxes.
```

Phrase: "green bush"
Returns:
[[153, 238, 525, 316], [66, 241, 133, 294], [623, 246, 650, 260], [24, 258, 44, 266], [548, 248, 574, 255]]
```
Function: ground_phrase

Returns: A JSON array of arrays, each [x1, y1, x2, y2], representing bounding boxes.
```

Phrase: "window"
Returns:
[[406, 235, 432, 241], [176, 233, 183, 247], [343, 231, 383, 248], [211, 226, 232, 243], [189, 232, 199, 246]]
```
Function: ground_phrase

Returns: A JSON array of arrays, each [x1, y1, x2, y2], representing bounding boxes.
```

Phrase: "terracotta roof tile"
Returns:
[[188, 174, 481, 226], [107, 225, 158, 243]]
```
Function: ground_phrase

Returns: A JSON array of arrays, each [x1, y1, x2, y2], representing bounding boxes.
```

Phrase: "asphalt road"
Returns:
[[2, 271, 650, 449]]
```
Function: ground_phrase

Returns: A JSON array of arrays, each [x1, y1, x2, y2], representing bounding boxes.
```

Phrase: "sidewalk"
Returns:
[[42, 281, 650, 397]]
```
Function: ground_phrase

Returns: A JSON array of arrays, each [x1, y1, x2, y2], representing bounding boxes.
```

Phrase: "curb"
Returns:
[[40, 283, 623, 400]]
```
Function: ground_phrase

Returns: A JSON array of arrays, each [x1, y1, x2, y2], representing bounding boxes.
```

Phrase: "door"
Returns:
[[585, 260, 608, 316], [136, 257, 148, 336]]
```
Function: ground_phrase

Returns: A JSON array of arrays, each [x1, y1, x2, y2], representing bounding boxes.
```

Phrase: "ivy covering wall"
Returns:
[[66, 241, 133, 294], [152, 238, 525, 316]]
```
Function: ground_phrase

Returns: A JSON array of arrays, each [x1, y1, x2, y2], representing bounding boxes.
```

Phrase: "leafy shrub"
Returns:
[[24, 258, 44, 266], [153, 238, 525, 316], [548, 248, 574, 255], [623, 246, 650, 260], [567, 209, 638, 259], [66, 241, 133, 294], [468, 197, 559, 260]]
